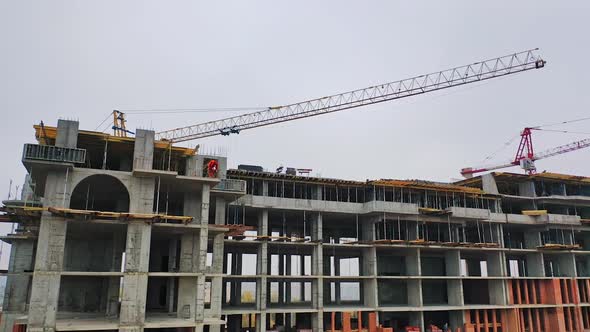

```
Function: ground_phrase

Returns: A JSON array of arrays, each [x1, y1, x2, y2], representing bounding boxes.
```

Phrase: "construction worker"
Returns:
[[207, 159, 219, 177]]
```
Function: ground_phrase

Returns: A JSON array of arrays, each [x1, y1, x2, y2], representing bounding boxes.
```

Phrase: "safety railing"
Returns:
[[213, 178, 247, 193], [22, 144, 86, 164]]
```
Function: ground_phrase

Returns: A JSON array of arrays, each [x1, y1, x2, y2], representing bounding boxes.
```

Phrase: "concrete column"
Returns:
[[129, 177, 155, 214], [488, 251, 508, 306], [119, 222, 151, 332], [106, 232, 124, 317], [556, 253, 577, 277], [406, 248, 421, 276], [262, 181, 269, 196], [408, 279, 423, 307], [407, 220, 419, 240], [496, 224, 505, 248], [278, 254, 285, 305], [445, 251, 463, 306], [519, 181, 536, 197], [361, 219, 378, 309], [1, 240, 34, 332], [333, 256, 340, 304], [487, 252, 505, 277], [214, 197, 226, 225], [177, 231, 200, 319], [27, 214, 67, 332], [200, 184, 210, 226], [311, 226, 324, 332], [133, 129, 154, 170], [409, 312, 424, 331], [256, 210, 268, 332], [407, 247, 422, 311], [234, 254, 244, 304], [445, 250, 461, 276], [525, 252, 544, 277], [288, 314, 296, 329], [286, 255, 292, 302], [313, 185, 323, 200], [363, 247, 378, 309], [481, 174, 499, 194], [194, 185, 211, 323], [55, 119, 79, 148], [255, 313, 267, 332], [3, 239, 34, 311], [524, 229, 542, 249], [209, 276, 223, 316], [211, 233, 225, 273], [195, 275, 207, 322], [167, 238, 178, 313], [488, 279, 507, 306], [447, 279, 463, 306], [42, 170, 72, 208], [449, 311, 464, 332]]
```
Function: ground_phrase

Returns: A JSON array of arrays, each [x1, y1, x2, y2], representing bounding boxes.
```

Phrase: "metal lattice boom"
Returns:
[[535, 139, 590, 160], [156, 48, 545, 143]]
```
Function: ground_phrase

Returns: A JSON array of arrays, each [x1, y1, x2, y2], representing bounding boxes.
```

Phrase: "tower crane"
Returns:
[[154, 49, 545, 143], [461, 126, 590, 178]]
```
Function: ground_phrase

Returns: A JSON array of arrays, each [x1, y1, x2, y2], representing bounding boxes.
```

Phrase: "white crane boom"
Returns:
[[156, 49, 545, 143]]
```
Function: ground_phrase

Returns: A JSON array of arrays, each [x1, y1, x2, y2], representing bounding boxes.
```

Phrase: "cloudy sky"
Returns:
[[1, 1, 589, 266]]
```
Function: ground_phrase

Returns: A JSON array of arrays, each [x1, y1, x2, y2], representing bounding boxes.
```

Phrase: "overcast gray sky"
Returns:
[[1, 1, 589, 265]]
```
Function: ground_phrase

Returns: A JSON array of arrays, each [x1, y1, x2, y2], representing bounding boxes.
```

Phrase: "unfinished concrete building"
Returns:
[[2, 119, 590, 332]]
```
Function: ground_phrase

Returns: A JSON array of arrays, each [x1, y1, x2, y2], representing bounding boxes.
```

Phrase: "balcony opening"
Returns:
[[422, 280, 448, 305], [463, 280, 490, 305], [58, 276, 121, 316], [378, 280, 408, 306], [70, 175, 129, 212]]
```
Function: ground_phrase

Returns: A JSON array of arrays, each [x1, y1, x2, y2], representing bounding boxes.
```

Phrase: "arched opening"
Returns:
[[70, 174, 130, 212]]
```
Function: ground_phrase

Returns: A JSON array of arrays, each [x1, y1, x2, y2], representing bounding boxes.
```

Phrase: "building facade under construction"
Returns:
[[2, 119, 590, 332]]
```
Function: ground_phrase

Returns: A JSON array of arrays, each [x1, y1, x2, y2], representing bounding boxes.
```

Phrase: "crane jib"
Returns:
[[155, 49, 545, 143]]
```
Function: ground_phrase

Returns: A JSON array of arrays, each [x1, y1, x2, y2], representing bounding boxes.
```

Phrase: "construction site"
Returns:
[[1, 48, 590, 332]]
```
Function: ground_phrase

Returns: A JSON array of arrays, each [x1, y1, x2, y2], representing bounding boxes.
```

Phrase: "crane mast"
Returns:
[[156, 49, 545, 143]]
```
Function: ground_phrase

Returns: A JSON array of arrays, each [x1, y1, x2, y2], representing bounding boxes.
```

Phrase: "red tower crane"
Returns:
[[460, 127, 590, 177], [153, 49, 545, 143]]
